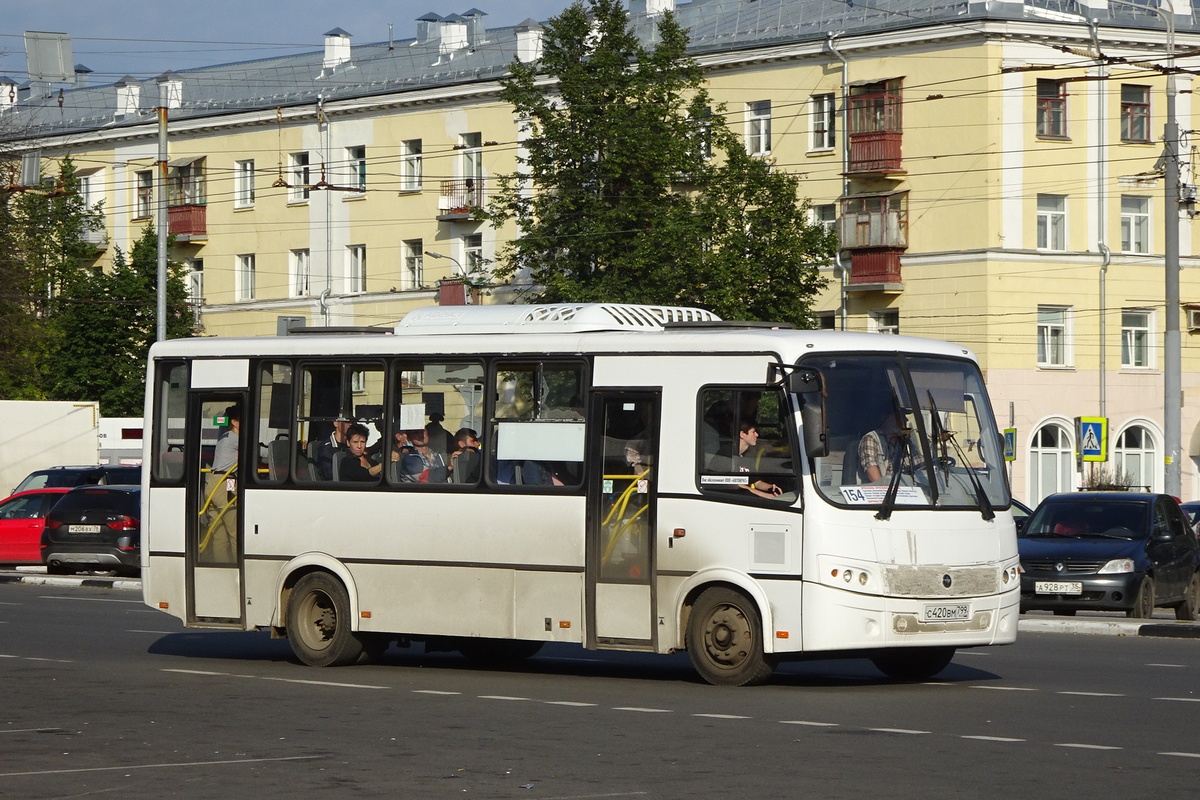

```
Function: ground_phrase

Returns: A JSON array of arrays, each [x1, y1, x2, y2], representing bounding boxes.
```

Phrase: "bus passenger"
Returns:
[[340, 423, 382, 482], [397, 429, 447, 483], [710, 420, 782, 499], [450, 428, 481, 483], [314, 414, 352, 480], [203, 404, 239, 563]]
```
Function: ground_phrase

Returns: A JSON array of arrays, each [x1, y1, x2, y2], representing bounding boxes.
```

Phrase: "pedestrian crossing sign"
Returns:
[[1003, 428, 1016, 462], [1077, 417, 1107, 462]]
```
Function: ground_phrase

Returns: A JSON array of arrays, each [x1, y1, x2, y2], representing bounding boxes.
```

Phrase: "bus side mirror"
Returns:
[[790, 370, 828, 459]]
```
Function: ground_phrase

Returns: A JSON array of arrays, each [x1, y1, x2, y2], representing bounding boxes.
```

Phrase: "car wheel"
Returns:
[[871, 647, 956, 681], [1126, 577, 1155, 619], [1175, 572, 1200, 621], [286, 572, 364, 667], [686, 587, 775, 686]]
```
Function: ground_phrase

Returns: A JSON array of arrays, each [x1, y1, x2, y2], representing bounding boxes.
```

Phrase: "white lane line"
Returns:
[[1057, 691, 1124, 698], [613, 707, 672, 713], [160, 668, 387, 690], [0, 755, 319, 778], [39, 596, 142, 604], [1148, 663, 1186, 668], [693, 713, 751, 720], [127, 629, 178, 634], [970, 686, 1037, 692], [478, 695, 530, 701], [1161, 752, 1200, 759], [780, 720, 838, 727], [1154, 697, 1200, 703], [0, 654, 19, 659], [0, 728, 64, 735], [1055, 743, 1122, 751], [22, 657, 73, 664], [412, 690, 460, 696], [544, 701, 598, 707], [961, 735, 1025, 743], [868, 728, 930, 735], [956, 651, 990, 656]]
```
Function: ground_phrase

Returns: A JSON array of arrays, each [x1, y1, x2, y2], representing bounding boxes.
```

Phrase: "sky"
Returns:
[[0, 1, 575, 84]]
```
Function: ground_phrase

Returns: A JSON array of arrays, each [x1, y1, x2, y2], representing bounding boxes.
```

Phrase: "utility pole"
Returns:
[[1162, 8, 1182, 497], [155, 76, 169, 342]]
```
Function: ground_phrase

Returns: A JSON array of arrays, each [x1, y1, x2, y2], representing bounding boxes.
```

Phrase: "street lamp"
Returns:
[[424, 250, 465, 277]]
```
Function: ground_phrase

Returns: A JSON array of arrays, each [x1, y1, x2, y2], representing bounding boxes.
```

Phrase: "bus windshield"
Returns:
[[804, 354, 1009, 512]]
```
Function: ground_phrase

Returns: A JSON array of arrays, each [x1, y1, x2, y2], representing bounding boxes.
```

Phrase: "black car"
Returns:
[[1018, 492, 1200, 619], [41, 485, 141, 577], [1012, 498, 1032, 533], [13, 464, 142, 496]]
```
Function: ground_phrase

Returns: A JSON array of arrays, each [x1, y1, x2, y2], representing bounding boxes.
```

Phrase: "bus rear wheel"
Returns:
[[870, 647, 956, 681], [287, 572, 363, 667], [686, 587, 775, 686]]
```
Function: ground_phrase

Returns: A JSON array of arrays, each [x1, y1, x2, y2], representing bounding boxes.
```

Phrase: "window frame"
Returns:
[[1121, 308, 1153, 369], [810, 93, 836, 150], [290, 248, 310, 298], [694, 384, 800, 507], [346, 244, 367, 294], [403, 239, 423, 291], [236, 253, 256, 301], [135, 170, 153, 219], [1120, 195, 1151, 254], [234, 159, 255, 208], [746, 100, 772, 156], [1036, 194, 1067, 251], [1036, 79, 1068, 138], [1120, 84, 1151, 143], [289, 152, 311, 202], [400, 139, 423, 191], [346, 145, 366, 193], [1037, 305, 1072, 368]]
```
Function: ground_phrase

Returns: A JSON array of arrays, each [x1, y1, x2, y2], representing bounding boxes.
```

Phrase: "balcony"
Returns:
[[78, 225, 107, 252], [437, 178, 484, 220], [847, 249, 904, 292], [847, 131, 904, 176], [168, 204, 207, 242]]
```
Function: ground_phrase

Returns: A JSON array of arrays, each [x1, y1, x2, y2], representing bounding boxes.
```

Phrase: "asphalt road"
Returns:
[[3, 579, 1200, 799]]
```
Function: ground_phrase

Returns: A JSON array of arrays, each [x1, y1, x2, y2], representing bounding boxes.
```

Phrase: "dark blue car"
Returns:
[[1019, 492, 1200, 619]]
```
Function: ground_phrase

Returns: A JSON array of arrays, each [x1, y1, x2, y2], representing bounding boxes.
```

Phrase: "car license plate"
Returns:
[[922, 603, 970, 622], [1035, 581, 1082, 595], [69, 524, 101, 534]]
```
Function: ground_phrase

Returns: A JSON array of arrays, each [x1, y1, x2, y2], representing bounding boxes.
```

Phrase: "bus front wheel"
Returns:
[[686, 587, 775, 686], [287, 572, 364, 667], [870, 647, 956, 681]]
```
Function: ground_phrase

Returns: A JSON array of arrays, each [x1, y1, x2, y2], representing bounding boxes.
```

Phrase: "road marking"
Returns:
[[956, 651, 990, 656], [970, 685, 1037, 692], [160, 668, 387, 690], [0, 728, 64, 735], [22, 657, 73, 663], [39, 595, 142, 604], [613, 707, 672, 713], [479, 695, 530, 701], [1147, 663, 1186, 668], [544, 701, 598, 707], [1154, 696, 1200, 703], [1057, 691, 1124, 697], [961, 735, 1025, 743], [868, 728, 930, 735], [412, 689, 460, 696], [1055, 743, 1121, 750], [0, 755, 319, 778], [693, 713, 751, 720], [126, 629, 178, 634], [0, 654, 18, 659], [1160, 752, 1200, 759], [780, 720, 838, 727]]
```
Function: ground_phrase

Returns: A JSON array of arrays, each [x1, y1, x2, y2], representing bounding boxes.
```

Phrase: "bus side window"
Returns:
[[258, 361, 293, 484], [697, 386, 796, 503], [491, 361, 587, 488]]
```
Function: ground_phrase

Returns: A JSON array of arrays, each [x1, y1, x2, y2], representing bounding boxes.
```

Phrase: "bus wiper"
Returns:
[[875, 401, 914, 522], [927, 390, 995, 521]]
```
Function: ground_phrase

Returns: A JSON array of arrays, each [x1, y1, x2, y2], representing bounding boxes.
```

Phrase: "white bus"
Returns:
[[141, 303, 1019, 686]]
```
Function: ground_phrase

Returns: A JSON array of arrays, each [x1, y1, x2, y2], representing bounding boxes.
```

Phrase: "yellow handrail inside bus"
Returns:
[[601, 468, 650, 563], [198, 464, 237, 555]]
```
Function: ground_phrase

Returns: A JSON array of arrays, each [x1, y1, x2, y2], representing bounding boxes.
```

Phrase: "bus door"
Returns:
[[586, 391, 660, 650], [187, 392, 245, 624]]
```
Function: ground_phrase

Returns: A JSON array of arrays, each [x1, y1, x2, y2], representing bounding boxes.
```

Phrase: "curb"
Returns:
[[0, 573, 141, 591], [1018, 617, 1200, 639]]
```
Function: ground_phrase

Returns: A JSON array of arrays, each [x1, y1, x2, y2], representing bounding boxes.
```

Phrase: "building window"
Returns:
[[1036, 79, 1067, 138], [1120, 84, 1150, 143], [77, 169, 102, 208], [811, 203, 837, 234], [464, 233, 484, 274], [347, 245, 366, 293], [234, 159, 255, 208], [135, 170, 153, 218], [289, 152, 310, 202], [1037, 305, 1071, 367], [869, 309, 899, 335], [746, 100, 772, 156], [401, 139, 422, 191], [1114, 425, 1157, 491], [461, 132, 483, 183], [236, 254, 256, 301], [817, 311, 836, 330], [168, 158, 204, 206], [691, 106, 713, 161], [346, 145, 366, 192], [1030, 423, 1074, 504], [1121, 309, 1153, 369], [839, 193, 908, 249], [810, 93, 836, 150], [185, 258, 203, 305], [403, 239, 423, 290], [848, 79, 902, 134], [1036, 194, 1067, 251], [290, 248, 310, 298], [1120, 195, 1150, 254]]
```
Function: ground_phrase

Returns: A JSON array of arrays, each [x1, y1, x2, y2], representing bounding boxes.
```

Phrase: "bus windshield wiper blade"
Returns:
[[927, 390, 995, 521]]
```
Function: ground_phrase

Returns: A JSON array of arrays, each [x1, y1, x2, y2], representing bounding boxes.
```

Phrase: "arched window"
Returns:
[[1114, 425, 1158, 492], [1029, 423, 1074, 504]]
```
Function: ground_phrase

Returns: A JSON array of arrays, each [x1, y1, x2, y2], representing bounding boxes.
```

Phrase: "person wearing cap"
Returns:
[[204, 405, 239, 563], [314, 413, 352, 481]]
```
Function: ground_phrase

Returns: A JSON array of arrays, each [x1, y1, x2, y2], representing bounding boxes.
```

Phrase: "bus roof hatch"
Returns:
[[394, 303, 721, 335]]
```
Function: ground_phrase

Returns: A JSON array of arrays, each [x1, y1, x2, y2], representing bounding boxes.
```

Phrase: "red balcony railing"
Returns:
[[168, 204, 207, 239], [847, 131, 903, 175], [848, 249, 903, 286]]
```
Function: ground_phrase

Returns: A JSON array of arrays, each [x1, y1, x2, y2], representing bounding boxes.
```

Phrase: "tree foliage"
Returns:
[[483, 0, 835, 326]]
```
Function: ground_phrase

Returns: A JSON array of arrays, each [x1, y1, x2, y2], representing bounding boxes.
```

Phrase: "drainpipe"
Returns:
[[1099, 243, 1111, 419], [319, 287, 332, 327], [318, 94, 333, 324], [827, 33, 851, 330], [1089, 20, 1109, 421]]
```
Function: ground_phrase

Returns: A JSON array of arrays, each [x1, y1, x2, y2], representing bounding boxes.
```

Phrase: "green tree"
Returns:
[[45, 226, 194, 416], [483, 0, 834, 326]]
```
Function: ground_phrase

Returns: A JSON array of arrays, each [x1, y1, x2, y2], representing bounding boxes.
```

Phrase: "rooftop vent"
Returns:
[[323, 27, 352, 70], [114, 76, 141, 117], [515, 19, 544, 64], [395, 303, 721, 335]]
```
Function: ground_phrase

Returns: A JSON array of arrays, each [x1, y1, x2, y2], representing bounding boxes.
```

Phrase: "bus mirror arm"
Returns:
[[788, 369, 828, 459]]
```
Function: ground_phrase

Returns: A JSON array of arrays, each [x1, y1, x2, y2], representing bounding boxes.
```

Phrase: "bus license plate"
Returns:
[[922, 603, 969, 622], [1035, 581, 1082, 595], [69, 525, 101, 534]]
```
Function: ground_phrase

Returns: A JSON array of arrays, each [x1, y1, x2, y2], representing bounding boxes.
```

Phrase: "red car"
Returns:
[[0, 488, 69, 564]]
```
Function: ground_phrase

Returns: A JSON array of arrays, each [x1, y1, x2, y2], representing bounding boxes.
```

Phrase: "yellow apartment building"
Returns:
[[4, 0, 1200, 502]]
